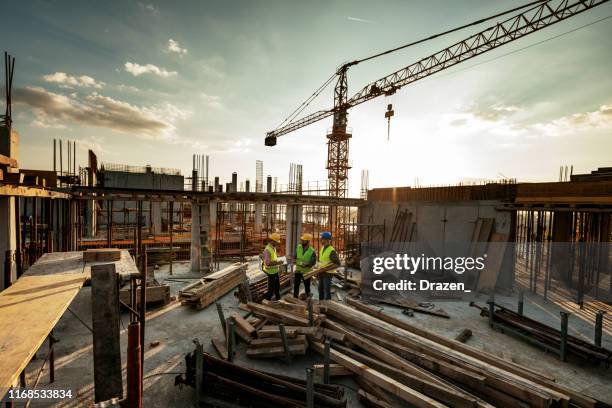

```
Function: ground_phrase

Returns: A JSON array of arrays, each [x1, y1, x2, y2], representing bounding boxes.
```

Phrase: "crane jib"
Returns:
[[265, 0, 609, 141]]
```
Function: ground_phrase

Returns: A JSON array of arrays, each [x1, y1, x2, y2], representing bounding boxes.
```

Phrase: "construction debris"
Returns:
[[472, 301, 612, 364], [176, 344, 346, 407], [209, 293, 609, 408], [179, 263, 247, 309]]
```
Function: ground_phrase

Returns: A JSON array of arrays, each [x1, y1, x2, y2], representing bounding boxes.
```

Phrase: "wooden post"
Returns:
[[91, 263, 123, 403]]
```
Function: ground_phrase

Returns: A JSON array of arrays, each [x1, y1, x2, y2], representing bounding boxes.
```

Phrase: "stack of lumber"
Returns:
[[178, 351, 346, 407], [315, 298, 609, 408], [179, 263, 247, 309], [119, 282, 170, 306], [83, 248, 121, 262], [233, 295, 607, 408], [235, 264, 290, 303], [474, 302, 612, 364]]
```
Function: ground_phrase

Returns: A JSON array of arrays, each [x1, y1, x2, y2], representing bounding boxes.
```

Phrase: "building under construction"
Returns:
[[1, 0, 612, 407]]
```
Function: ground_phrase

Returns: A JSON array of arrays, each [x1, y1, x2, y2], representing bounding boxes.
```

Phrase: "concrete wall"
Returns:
[[359, 199, 511, 254], [102, 170, 184, 191]]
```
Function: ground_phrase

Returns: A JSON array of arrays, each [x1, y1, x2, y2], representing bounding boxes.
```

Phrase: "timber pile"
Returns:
[[371, 297, 450, 318], [235, 264, 290, 303], [178, 350, 346, 407], [474, 302, 612, 364], [179, 263, 247, 309], [235, 295, 607, 408]]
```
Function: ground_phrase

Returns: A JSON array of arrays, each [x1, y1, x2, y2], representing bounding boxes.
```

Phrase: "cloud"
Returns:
[[532, 104, 612, 136], [124, 62, 177, 78], [42, 72, 105, 89], [347, 16, 374, 24], [13, 86, 187, 138], [138, 2, 159, 14], [201, 92, 224, 110], [167, 39, 187, 56], [116, 84, 141, 93], [199, 56, 226, 79], [465, 103, 522, 122]]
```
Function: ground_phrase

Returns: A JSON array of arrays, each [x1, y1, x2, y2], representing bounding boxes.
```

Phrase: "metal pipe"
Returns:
[[139, 248, 147, 379], [560, 311, 569, 362], [226, 317, 236, 362], [594, 310, 605, 347], [127, 321, 142, 408], [306, 368, 314, 408], [279, 324, 292, 364], [216, 303, 226, 338], [323, 339, 331, 384], [307, 298, 314, 326]]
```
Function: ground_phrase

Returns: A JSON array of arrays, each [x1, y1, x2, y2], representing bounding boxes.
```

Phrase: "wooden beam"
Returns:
[[310, 342, 446, 408], [0, 184, 71, 199]]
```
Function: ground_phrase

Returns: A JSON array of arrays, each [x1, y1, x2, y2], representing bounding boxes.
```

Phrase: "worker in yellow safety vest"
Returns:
[[262, 232, 284, 300], [318, 231, 340, 300], [293, 233, 316, 298]]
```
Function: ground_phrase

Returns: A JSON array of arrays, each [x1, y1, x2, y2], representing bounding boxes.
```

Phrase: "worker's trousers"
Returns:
[[318, 274, 332, 300], [293, 273, 311, 298], [265, 273, 281, 301]]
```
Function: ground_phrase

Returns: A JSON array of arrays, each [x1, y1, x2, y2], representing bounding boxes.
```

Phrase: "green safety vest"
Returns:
[[262, 244, 279, 275], [295, 244, 314, 274], [319, 245, 335, 268]]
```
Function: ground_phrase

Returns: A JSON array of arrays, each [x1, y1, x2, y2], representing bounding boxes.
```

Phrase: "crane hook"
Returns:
[[384, 103, 394, 141]]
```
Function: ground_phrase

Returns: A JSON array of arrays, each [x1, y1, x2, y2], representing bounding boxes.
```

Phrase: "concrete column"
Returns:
[[85, 199, 97, 238], [150, 202, 162, 235], [0, 197, 17, 289], [191, 200, 211, 272], [285, 205, 303, 262], [254, 204, 263, 233]]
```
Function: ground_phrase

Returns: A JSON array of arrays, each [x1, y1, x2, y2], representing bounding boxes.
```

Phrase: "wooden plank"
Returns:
[[249, 335, 307, 349], [231, 312, 256, 337], [334, 343, 484, 408], [0, 184, 71, 198], [336, 300, 568, 408], [0, 274, 86, 398], [211, 337, 228, 360], [246, 302, 310, 326], [310, 342, 445, 408], [22, 251, 84, 277], [83, 248, 121, 262], [246, 343, 307, 358], [91, 264, 123, 403], [357, 389, 394, 408], [313, 363, 353, 377]]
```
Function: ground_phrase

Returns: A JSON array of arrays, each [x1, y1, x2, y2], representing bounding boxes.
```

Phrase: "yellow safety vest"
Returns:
[[262, 244, 279, 275], [319, 245, 335, 268], [295, 244, 314, 274]]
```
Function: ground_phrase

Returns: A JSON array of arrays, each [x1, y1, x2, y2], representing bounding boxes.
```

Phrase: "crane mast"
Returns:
[[264, 0, 609, 246]]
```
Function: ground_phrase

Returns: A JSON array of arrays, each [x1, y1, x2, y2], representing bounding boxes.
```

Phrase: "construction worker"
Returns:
[[293, 233, 316, 298], [318, 231, 340, 300], [262, 232, 283, 300]]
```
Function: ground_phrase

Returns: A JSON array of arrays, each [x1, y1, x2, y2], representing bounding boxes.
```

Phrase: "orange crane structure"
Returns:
[[265, 0, 609, 246]]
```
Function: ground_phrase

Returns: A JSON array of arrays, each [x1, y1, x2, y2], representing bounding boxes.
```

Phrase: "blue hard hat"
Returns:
[[321, 231, 332, 239]]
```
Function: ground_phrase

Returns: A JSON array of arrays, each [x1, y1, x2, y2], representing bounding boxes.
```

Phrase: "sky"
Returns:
[[2, 0, 612, 197]]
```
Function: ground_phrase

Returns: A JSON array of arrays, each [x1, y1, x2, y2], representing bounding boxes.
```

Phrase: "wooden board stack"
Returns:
[[230, 295, 608, 408], [235, 264, 291, 303], [179, 263, 247, 309]]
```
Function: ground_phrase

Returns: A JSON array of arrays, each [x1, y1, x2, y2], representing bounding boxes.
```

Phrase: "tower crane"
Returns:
[[264, 0, 608, 242]]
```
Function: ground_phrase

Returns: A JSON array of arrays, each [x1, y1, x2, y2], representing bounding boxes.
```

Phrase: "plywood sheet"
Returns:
[[0, 274, 86, 396]]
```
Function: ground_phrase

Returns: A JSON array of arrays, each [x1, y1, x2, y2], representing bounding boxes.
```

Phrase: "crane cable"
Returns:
[[348, 0, 551, 67], [275, 72, 337, 130]]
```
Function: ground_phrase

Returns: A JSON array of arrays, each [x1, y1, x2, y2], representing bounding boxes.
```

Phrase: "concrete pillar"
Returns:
[[151, 202, 162, 235], [0, 197, 17, 289], [285, 205, 303, 263], [85, 200, 97, 238], [254, 204, 263, 233], [191, 200, 211, 272]]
